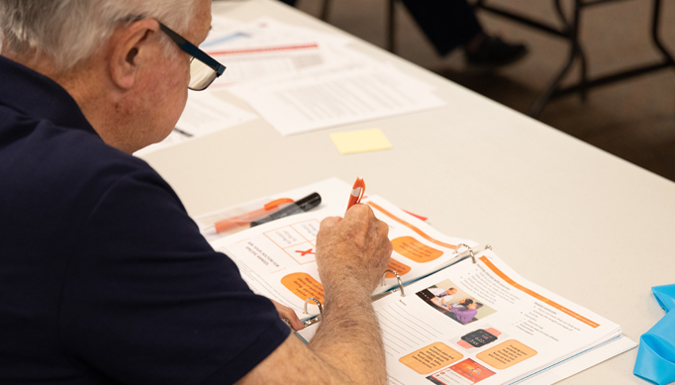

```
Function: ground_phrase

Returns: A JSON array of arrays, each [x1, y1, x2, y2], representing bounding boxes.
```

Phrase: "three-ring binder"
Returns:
[[303, 297, 323, 315], [455, 243, 476, 263], [382, 269, 405, 297], [296, 244, 492, 328], [302, 297, 324, 328]]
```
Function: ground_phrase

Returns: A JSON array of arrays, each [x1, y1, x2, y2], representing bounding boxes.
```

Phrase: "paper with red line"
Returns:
[[196, 17, 446, 135], [200, 16, 354, 87]]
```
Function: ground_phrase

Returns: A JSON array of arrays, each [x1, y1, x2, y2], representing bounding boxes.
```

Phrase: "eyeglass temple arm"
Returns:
[[158, 23, 225, 76]]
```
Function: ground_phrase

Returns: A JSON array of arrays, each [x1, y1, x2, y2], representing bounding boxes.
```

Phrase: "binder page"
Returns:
[[210, 195, 477, 318], [300, 249, 626, 385]]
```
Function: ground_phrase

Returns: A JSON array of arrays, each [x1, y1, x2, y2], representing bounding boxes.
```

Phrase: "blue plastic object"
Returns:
[[653, 285, 675, 312], [634, 284, 675, 385]]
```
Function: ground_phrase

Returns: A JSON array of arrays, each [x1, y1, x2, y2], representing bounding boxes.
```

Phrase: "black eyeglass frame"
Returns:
[[158, 21, 226, 90]]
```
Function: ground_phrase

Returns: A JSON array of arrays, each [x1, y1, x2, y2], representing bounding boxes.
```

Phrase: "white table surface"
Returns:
[[140, 1, 675, 383]]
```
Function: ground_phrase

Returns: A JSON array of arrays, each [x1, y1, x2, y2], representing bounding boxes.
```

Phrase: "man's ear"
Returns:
[[109, 19, 160, 90]]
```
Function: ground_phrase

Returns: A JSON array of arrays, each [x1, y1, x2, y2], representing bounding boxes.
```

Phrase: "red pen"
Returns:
[[346, 177, 365, 213]]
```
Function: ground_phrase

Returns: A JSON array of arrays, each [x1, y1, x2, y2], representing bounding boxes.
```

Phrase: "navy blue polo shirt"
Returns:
[[0, 56, 289, 384]]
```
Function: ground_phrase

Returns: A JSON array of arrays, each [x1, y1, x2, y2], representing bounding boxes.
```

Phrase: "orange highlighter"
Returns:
[[209, 198, 294, 234], [346, 177, 365, 213]]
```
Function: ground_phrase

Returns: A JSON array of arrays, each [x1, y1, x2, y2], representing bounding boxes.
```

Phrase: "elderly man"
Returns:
[[0, 1, 392, 384]]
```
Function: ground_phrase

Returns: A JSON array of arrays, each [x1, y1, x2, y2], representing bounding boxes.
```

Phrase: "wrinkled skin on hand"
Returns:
[[315, 204, 393, 297]]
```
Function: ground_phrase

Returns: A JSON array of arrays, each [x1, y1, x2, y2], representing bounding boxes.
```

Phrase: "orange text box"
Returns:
[[399, 342, 464, 375], [392, 236, 444, 263], [476, 339, 537, 370], [280, 273, 325, 303], [385, 258, 412, 278]]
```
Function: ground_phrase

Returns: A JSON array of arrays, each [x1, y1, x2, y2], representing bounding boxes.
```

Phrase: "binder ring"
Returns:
[[303, 316, 322, 328], [303, 297, 323, 315], [485, 244, 493, 250], [456, 243, 476, 264], [381, 269, 405, 297]]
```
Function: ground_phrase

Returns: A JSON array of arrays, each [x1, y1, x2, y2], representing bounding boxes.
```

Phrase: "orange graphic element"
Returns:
[[280, 273, 325, 303], [476, 339, 537, 370], [385, 258, 412, 278], [296, 248, 315, 256], [399, 342, 464, 375], [479, 256, 600, 328], [448, 358, 496, 383], [392, 236, 444, 263], [367, 202, 456, 250]]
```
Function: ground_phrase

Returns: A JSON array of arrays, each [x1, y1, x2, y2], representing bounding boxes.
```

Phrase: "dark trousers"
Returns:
[[280, 0, 483, 56]]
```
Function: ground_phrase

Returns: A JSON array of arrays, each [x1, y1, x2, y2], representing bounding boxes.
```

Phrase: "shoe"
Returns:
[[465, 36, 528, 68]]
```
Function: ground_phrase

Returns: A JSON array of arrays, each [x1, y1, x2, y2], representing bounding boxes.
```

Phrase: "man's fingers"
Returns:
[[270, 299, 305, 331], [283, 310, 305, 331]]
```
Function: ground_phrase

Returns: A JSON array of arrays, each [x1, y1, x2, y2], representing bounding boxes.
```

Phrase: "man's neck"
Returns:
[[8, 53, 138, 153]]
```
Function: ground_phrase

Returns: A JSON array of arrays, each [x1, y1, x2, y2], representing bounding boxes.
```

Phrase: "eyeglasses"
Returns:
[[158, 22, 226, 91]]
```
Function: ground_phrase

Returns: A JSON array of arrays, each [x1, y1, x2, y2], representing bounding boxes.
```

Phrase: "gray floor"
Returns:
[[294, 0, 675, 182]]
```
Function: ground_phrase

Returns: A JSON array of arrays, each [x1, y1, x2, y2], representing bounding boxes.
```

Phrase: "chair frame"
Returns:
[[473, 0, 675, 117], [321, 0, 674, 118]]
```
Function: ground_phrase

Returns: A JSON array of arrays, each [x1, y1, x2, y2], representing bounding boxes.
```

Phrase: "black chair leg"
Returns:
[[651, 0, 675, 66], [387, 0, 397, 53], [321, 0, 331, 21], [651, 0, 675, 116], [530, 0, 583, 117], [578, 46, 589, 102]]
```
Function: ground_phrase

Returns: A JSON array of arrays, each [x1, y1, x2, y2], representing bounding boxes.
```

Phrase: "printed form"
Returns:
[[210, 195, 477, 318], [199, 16, 446, 135], [203, 16, 354, 87], [228, 63, 446, 136]]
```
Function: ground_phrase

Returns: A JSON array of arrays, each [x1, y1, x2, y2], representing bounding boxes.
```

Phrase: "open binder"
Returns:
[[199, 178, 635, 385], [300, 243, 484, 329]]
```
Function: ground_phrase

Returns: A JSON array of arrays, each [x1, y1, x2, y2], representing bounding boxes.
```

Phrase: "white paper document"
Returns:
[[134, 92, 257, 156], [228, 64, 447, 136], [203, 16, 353, 87], [197, 16, 446, 135]]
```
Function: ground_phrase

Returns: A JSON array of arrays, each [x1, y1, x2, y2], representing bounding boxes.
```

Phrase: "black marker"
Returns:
[[250, 192, 322, 227]]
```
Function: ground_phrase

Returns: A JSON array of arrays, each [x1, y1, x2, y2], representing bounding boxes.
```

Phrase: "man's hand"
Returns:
[[270, 299, 304, 331], [315, 204, 393, 296], [238, 204, 392, 385]]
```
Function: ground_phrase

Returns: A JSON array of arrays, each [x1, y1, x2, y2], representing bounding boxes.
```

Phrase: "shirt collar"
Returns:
[[0, 55, 96, 135]]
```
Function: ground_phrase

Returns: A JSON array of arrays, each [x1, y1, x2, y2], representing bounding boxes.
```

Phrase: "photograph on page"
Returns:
[[416, 279, 497, 326]]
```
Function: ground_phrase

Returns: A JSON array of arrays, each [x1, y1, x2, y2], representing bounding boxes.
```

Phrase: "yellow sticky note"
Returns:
[[330, 128, 392, 155]]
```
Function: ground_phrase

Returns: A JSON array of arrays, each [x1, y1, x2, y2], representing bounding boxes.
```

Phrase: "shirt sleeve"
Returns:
[[58, 167, 290, 385]]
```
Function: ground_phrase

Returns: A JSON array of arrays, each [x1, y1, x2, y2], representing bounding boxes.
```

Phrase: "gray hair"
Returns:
[[0, 0, 198, 72]]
